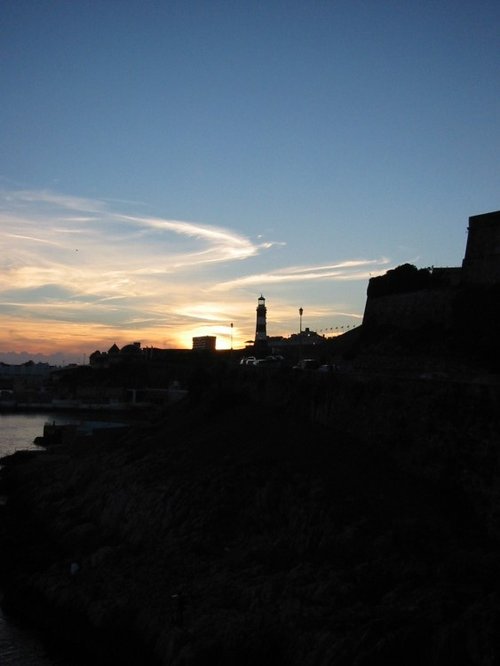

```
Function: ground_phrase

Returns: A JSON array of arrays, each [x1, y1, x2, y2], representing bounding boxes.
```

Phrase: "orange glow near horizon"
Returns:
[[0, 310, 362, 361], [0, 189, 377, 363]]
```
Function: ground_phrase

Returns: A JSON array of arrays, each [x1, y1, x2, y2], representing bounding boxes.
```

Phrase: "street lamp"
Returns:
[[298, 307, 303, 362]]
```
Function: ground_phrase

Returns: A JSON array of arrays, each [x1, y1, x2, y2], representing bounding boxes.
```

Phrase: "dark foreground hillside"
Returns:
[[1, 372, 500, 665]]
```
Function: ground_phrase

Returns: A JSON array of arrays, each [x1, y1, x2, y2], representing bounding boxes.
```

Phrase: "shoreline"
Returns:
[[0, 403, 161, 417]]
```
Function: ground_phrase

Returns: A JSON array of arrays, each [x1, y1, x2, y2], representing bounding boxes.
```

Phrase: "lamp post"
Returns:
[[299, 307, 303, 361], [230, 322, 233, 351]]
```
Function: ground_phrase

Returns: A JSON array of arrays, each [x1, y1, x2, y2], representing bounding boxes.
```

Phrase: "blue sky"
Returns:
[[1, 1, 498, 362]]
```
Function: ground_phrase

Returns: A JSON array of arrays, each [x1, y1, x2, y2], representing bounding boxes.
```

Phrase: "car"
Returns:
[[318, 363, 337, 373], [253, 357, 276, 366], [239, 356, 257, 365], [293, 358, 320, 370]]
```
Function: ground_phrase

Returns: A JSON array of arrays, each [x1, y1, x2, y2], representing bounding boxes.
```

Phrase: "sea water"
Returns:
[[0, 412, 84, 665], [0, 412, 83, 457]]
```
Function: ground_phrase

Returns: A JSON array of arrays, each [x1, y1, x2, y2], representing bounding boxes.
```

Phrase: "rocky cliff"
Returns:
[[1, 372, 500, 665]]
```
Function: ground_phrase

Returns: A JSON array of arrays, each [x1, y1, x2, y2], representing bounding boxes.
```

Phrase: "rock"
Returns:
[[1, 376, 500, 664]]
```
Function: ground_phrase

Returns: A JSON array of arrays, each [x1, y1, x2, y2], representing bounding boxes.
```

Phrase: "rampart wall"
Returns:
[[462, 211, 500, 284], [362, 288, 454, 330]]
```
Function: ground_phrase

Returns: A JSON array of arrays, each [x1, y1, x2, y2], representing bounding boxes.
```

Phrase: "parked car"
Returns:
[[253, 356, 281, 366], [239, 356, 256, 365], [293, 358, 320, 370], [318, 363, 337, 373]]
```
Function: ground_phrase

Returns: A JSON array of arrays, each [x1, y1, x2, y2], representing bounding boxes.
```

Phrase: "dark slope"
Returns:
[[1, 375, 500, 665]]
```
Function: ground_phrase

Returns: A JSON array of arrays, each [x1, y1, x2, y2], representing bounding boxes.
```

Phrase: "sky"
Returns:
[[1, 0, 498, 364]]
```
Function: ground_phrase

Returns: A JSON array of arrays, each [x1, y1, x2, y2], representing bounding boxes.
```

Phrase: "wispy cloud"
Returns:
[[0, 189, 272, 294], [0, 188, 390, 357], [5, 233, 63, 246], [0, 189, 282, 352], [3, 189, 106, 213], [211, 258, 390, 290], [119, 215, 263, 262]]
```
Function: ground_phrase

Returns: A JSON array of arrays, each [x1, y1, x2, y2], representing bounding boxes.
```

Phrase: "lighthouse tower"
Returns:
[[254, 294, 268, 356]]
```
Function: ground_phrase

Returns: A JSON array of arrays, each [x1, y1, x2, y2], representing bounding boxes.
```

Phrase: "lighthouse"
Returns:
[[254, 294, 268, 355]]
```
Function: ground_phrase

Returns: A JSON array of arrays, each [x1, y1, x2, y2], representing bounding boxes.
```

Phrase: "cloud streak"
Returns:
[[118, 215, 263, 263], [211, 258, 390, 290], [0, 188, 390, 358]]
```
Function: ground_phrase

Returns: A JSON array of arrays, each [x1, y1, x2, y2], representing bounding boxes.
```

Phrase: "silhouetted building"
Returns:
[[89, 342, 143, 366], [0, 361, 52, 378], [121, 341, 142, 356], [462, 211, 500, 284], [192, 336, 216, 352], [268, 329, 325, 359]]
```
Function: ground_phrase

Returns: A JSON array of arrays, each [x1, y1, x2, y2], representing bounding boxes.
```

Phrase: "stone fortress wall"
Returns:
[[362, 211, 500, 331], [362, 287, 455, 331], [462, 211, 500, 284]]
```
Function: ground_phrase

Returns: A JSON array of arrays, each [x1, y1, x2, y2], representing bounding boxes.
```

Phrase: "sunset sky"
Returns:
[[1, 1, 498, 363]]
